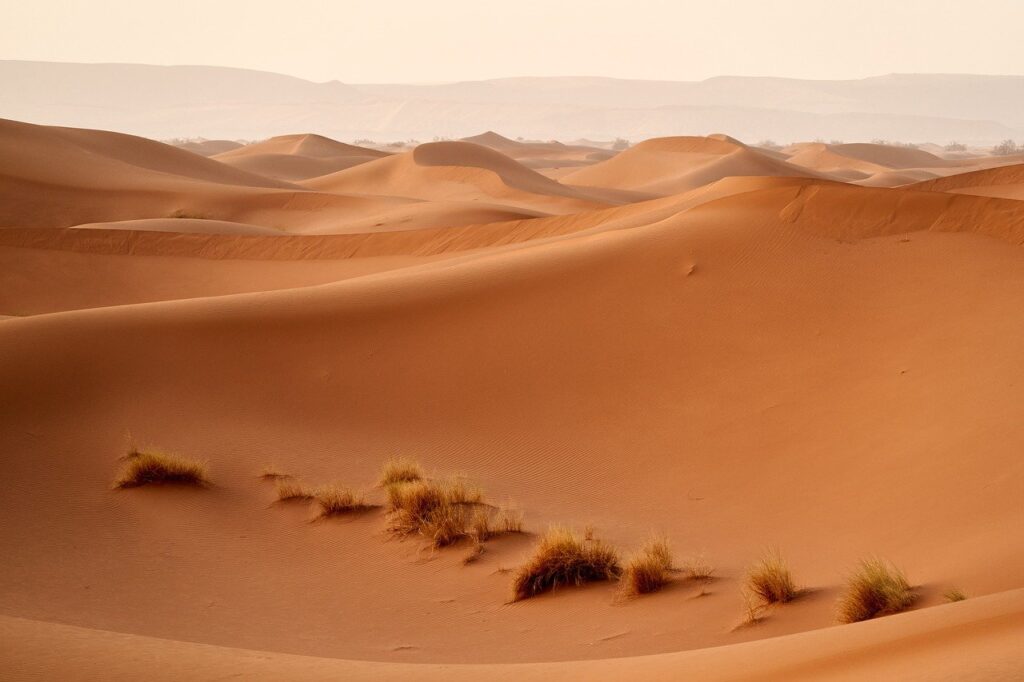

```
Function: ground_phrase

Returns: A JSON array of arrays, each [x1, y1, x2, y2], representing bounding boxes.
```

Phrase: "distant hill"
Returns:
[[1, 61, 1021, 144]]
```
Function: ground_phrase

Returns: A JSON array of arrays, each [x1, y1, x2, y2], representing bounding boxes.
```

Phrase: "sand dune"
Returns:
[[173, 139, 245, 156], [784, 142, 952, 175], [460, 131, 614, 170], [305, 140, 624, 212], [214, 134, 391, 181], [2, 118, 1023, 679], [910, 162, 1024, 200], [0, 120, 555, 233], [562, 135, 826, 194], [3, 589, 1022, 680]]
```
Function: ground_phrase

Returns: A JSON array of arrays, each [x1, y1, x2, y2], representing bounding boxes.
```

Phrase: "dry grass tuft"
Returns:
[[681, 554, 715, 582], [511, 526, 621, 601], [114, 449, 208, 488], [314, 485, 370, 518], [276, 479, 314, 502], [838, 558, 916, 623], [259, 465, 290, 481], [385, 477, 484, 547], [622, 536, 674, 596], [944, 588, 967, 603], [492, 506, 524, 534], [746, 549, 798, 605], [379, 457, 424, 487], [740, 588, 765, 626]]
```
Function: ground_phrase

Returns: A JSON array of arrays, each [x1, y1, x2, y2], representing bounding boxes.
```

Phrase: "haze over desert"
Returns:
[[1, 1, 1023, 680]]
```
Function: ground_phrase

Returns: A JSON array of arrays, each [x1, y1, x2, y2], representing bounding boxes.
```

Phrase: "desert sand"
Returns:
[[1, 118, 1023, 680]]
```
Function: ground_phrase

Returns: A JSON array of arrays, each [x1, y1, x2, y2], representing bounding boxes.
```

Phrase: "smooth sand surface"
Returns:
[[2, 120, 1023, 679]]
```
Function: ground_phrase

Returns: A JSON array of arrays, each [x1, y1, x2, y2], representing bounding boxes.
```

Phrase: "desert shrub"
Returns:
[[314, 485, 369, 517], [385, 477, 483, 547], [259, 465, 291, 480], [992, 139, 1019, 156], [622, 536, 674, 596], [168, 209, 207, 219], [276, 479, 314, 501], [378, 457, 424, 487], [944, 588, 967, 602], [746, 549, 798, 605], [511, 526, 621, 601], [114, 449, 208, 488], [492, 506, 523, 534], [838, 558, 915, 623], [681, 554, 715, 582]]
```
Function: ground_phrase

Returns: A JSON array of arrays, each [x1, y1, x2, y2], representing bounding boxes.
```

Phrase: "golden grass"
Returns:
[[838, 558, 916, 623], [275, 479, 314, 502], [379, 457, 425, 487], [259, 465, 290, 480], [681, 554, 715, 582], [114, 449, 208, 488], [622, 536, 674, 596], [511, 526, 621, 601], [313, 485, 370, 518], [944, 588, 967, 602], [745, 549, 798, 605], [385, 477, 484, 547], [493, 506, 524, 534]]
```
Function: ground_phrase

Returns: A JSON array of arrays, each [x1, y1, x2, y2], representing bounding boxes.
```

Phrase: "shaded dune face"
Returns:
[[1, 118, 1024, 680]]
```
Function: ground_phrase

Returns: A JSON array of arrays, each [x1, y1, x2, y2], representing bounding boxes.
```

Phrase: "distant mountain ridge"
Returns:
[[1, 61, 1021, 144]]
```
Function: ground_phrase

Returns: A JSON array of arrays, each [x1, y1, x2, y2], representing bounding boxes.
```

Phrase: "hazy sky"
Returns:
[[3, 0, 1023, 83]]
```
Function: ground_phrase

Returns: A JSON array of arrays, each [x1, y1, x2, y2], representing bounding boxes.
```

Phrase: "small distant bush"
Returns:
[[259, 465, 289, 480], [314, 485, 370, 517], [745, 549, 798, 605], [378, 457, 424, 487], [944, 141, 967, 152], [622, 536, 674, 596], [758, 139, 782, 150], [992, 139, 1019, 156], [838, 558, 915, 623], [168, 209, 207, 220], [681, 554, 715, 582], [611, 138, 630, 151], [114, 449, 208, 488], [511, 526, 621, 601], [276, 479, 314, 502], [944, 588, 967, 602]]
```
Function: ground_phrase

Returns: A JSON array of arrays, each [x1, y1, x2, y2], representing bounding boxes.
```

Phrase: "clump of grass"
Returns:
[[681, 554, 715, 582], [168, 209, 207, 219], [944, 588, 967, 602], [114, 449, 208, 488], [746, 549, 798, 605], [276, 479, 314, 502], [313, 485, 369, 518], [511, 526, 621, 601], [385, 477, 483, 547], [740, 588, 765, 626], [492, 506, 523, 534], [838, 558, 916, 623], [622, 536, 674, 596], [259, 465, 290, 480], [379, 457, 424, 487]]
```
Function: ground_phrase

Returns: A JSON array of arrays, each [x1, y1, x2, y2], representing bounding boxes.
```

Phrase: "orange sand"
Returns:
[[1, 118, 1022, 680]]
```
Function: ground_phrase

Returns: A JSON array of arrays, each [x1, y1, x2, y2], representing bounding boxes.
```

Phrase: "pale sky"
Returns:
[[2, 0, 1023, 83]]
